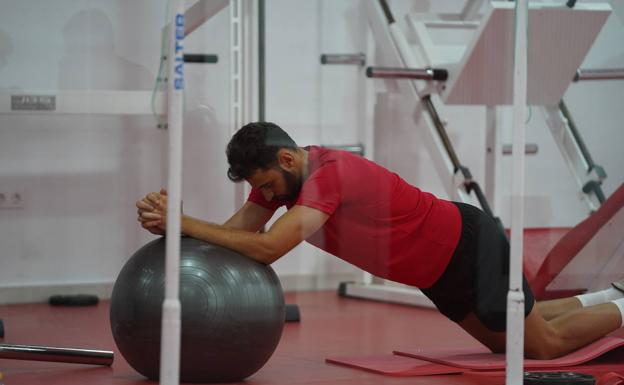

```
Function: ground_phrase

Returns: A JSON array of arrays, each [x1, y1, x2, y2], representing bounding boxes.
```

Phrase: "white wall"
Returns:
[[0, 0, 622, 302], [0, 0, 239, 298], [0, 0, 367, 302]]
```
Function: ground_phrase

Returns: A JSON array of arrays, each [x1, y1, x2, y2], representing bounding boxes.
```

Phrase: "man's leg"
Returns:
[[459, 303, 622, 359], [536, 284, 624, 321], [525, 302, 620, 359], [535, 297, 582, 321], [457, 312, 506, 353]]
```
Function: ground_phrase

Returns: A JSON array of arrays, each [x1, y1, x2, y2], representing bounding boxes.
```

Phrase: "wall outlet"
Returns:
[[0, 191, 24, 209]]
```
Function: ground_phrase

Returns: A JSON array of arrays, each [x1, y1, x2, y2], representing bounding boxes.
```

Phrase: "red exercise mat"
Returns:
[[326, 354, 624, 378], [325, 354, 463, 376], [395, 336, 624, 370]]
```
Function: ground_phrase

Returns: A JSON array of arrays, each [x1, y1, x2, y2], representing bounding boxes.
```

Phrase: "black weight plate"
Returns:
[[524, 371, 595, 385]]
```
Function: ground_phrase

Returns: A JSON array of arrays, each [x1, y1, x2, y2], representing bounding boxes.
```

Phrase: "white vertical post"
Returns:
[[230, 0, 243, 132], [160, 1, 185, 385], [231, 0, 246, 208], [506, 1, 528, 385], [485, 106, 497, 210]]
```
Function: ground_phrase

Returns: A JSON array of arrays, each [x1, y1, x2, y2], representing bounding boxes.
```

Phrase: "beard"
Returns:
[[279, 168, 303, 201]]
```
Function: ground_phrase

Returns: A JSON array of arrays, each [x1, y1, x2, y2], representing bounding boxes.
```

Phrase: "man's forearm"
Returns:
[[181, 215, 277, 264]]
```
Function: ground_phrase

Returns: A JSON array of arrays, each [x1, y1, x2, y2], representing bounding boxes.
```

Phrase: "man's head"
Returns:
[[226, 122, 303, 202]]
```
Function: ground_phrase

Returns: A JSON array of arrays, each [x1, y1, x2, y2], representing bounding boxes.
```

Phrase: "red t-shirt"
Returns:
[[248, 146, 462, 288]]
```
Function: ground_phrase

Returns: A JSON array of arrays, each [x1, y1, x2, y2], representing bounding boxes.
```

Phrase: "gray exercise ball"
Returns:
[[110, 237, 285, 382]]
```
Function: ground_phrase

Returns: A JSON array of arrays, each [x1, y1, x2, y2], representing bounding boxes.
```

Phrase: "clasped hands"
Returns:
[[136, 189, 170, 235]]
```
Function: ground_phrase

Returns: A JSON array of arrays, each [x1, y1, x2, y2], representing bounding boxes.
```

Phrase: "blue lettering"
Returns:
[[173, 13, 184, 91]]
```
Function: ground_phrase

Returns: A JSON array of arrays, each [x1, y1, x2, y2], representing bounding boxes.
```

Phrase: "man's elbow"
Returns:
[[253, 249, 281, 265], [255, 235, 285, 265]]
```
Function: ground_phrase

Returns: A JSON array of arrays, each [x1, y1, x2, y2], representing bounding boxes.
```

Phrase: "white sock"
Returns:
[[575, 287, 624, 307], [610, 298, 624, 328]]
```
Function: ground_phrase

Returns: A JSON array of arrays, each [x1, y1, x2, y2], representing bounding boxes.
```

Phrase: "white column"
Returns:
[[231, 0, 247, 208], [485, 106, 498, 211], [160, 1, 185, 385], [506, 1, 528, 385]]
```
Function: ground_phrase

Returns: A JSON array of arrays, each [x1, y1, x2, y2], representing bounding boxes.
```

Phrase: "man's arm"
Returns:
[[181, 205, 329, 264], [139, 191, 329, 264], [222, 201, 275, 232], [137, 191, 272, 235]]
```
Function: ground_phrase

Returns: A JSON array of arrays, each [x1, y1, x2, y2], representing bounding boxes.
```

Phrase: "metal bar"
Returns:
[[320, 53, 366, 66], [424, 20, 480, 29], [0, 343, 113, 366], [559, 100, 595, 168], [502, 143, 538, 155], [183, 54, 218, 64], [421, 96, 462, 172], [560, 101, 606, 205], [542, 105, 603, 211], [466, 182, 494, 218], [323, 144, 364, 156], [421, 96, 504, 221], [366, 67, 448, 81], [583, 180, 606, 204], [259, 0, 266, 122], [378, 0, 395, 24], [574, 68, 624, 81]]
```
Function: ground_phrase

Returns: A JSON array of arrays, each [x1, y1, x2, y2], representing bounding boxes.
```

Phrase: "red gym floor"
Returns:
[[1, 290, 502, 385], [1, 228, 620, 385]]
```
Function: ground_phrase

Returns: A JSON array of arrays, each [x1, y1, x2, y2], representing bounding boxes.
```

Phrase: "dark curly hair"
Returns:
[[226, 122, 298, 182]]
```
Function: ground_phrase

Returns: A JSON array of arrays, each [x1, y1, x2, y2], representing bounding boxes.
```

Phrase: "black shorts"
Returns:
[[421, 202, 535, 332]]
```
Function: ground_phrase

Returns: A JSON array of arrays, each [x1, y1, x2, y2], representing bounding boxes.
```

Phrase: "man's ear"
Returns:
[[277, 148, 296, 170]]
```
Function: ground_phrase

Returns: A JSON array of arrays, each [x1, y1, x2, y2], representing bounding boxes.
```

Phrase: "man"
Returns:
[[137, 121, 624, 359]]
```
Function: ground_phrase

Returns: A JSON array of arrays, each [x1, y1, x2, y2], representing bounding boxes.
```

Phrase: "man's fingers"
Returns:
[[140, 211, 162, 220], [146, 193, 161, 205], [136, 200, 153, 210], [137, 192, 167, 233], [138, 215, 153, 223], [141, 222, 163, 231], [143, 220, 162, 228]]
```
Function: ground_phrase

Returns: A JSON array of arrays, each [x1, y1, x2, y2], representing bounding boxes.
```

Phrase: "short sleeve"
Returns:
[[247, 188, 283, 212], [295, 162, 341, 215]]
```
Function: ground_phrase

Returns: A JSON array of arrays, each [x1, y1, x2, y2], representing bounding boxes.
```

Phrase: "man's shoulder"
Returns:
[[314, 146, 368, 167]]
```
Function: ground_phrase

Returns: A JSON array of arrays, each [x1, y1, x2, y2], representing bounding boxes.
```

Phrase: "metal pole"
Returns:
[[0, 344, 113, 366], [506, 0, 527, 384], [574, 68, 624, 81], [160, 1, 185, 385], [258, 0, 265, 122], [366, 67, 448, 81], [421, 96, 462, 172], [320, 53, 366, 66]]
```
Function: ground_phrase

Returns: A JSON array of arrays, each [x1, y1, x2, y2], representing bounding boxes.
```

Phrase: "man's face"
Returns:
[[248, 166, 302, 202]]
